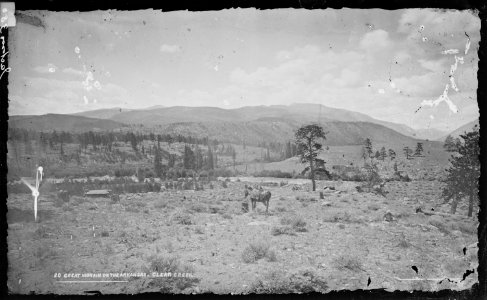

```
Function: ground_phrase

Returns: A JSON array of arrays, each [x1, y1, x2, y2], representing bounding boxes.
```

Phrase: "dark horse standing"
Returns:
[[244, 185, 271, 213]]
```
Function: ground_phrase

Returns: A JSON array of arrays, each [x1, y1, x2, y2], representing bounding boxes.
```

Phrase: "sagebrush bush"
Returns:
[[154, 200, 168, 209], [171, 209, 194, 225], [280, 215, 307, 232], [271, 226, 296, 236], [241, 242, 277, 263], [147, 255, 200, 293], [247, 269, 328, 294], [332, 254, 363, 272], [188, 203, 208, 213]]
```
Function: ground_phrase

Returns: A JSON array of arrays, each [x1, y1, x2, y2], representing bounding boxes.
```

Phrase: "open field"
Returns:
[[7, 179, 478, 294]]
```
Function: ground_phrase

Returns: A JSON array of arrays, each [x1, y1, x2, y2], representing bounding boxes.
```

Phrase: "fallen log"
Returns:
[[415, 207, 471, 219]]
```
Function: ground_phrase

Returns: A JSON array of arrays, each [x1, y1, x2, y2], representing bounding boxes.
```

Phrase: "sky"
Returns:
[[8, 8, 480, 132]]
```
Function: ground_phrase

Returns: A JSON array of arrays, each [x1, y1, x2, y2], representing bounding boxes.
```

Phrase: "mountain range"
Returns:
[[10, 103, 474, 147], [72, 103, 445, 139]]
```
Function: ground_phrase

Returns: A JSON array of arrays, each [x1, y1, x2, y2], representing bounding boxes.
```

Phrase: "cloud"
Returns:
[[10, 76, 130, 115], [160, 44, 181, 53], [360, 29, 392, 51], [418, 58, 447, 72], [62, 67, 85, 77], [393, 72, 448, 97], [33, 63, 57, 74]]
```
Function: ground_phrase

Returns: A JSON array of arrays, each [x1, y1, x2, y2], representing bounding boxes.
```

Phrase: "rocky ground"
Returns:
[[6, 179, 479, 294]]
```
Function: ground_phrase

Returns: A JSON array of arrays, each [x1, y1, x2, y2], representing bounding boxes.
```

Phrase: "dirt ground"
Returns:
[[6, 179, 479, 294]]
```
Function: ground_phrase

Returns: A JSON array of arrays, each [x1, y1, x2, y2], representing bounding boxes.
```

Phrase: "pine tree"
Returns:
[[295, 124, 329, 191], [232, 147, 237, 171], [379, 146, 387, 160], [414, 142, 424, 157], [388, 149, 396, 160], [403, 146, 413, 159], [443, 135, 456, 152], [207, 146, 214, 170], [183, 145, 195, 170], [364, 138, 373, 159], [441, 128, 479, 216], [154, 147, 163, 178]]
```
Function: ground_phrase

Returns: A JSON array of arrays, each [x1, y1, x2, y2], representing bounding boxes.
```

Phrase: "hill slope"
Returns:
[[9, 114, 125, 132], [439, 119, 479, 141], [156, 119, 437, 148]]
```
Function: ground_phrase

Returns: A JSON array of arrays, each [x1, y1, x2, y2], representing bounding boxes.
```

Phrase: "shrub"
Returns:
[[208, 205, 222, 214], [34, 226, 50, 239], [280, 215, 307, 232], [367, 203, 381, 211], [247, 269, 328, 294], [332, 254, 363, 272], [188, 203, 208, 213], [221, 213, 232, 219], [147, 255, 200, 293], [154, 200, 168, 209], [271, 226, 296, 236], [34, 243, 57, 264], [125, 206, 140, 213], [171, 209, 194, 225], [276, 206, 286, 212], [323, 212, 354, 223], [241, 242, 277, 263]]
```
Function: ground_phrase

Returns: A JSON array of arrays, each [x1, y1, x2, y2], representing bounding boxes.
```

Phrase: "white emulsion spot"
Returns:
[[75, 46, 80, 54], [442, 49, 459, 55], [93, 99, 98, 104], [429, 115, 435, 120], [378, 89, 385, 94], [390, 81, 396, 89], [465, 38, 471, 55], [94, 81, 101, 89], [420, 84, 458, 114], [83, 95, 89, 104]]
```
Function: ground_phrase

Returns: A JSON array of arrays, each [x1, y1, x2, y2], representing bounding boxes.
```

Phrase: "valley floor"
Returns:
[[7, 179, 479, 294]]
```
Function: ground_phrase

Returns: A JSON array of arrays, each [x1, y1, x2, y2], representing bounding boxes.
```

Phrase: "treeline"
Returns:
[[361, 138, 424, 161], [8, 128, 220, 152]]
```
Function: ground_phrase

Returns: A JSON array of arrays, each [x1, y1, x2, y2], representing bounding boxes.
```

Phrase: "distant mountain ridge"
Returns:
[[72, 103, 444, 140], [439, 119, 479, 141], [9, 114, 124, 132]]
